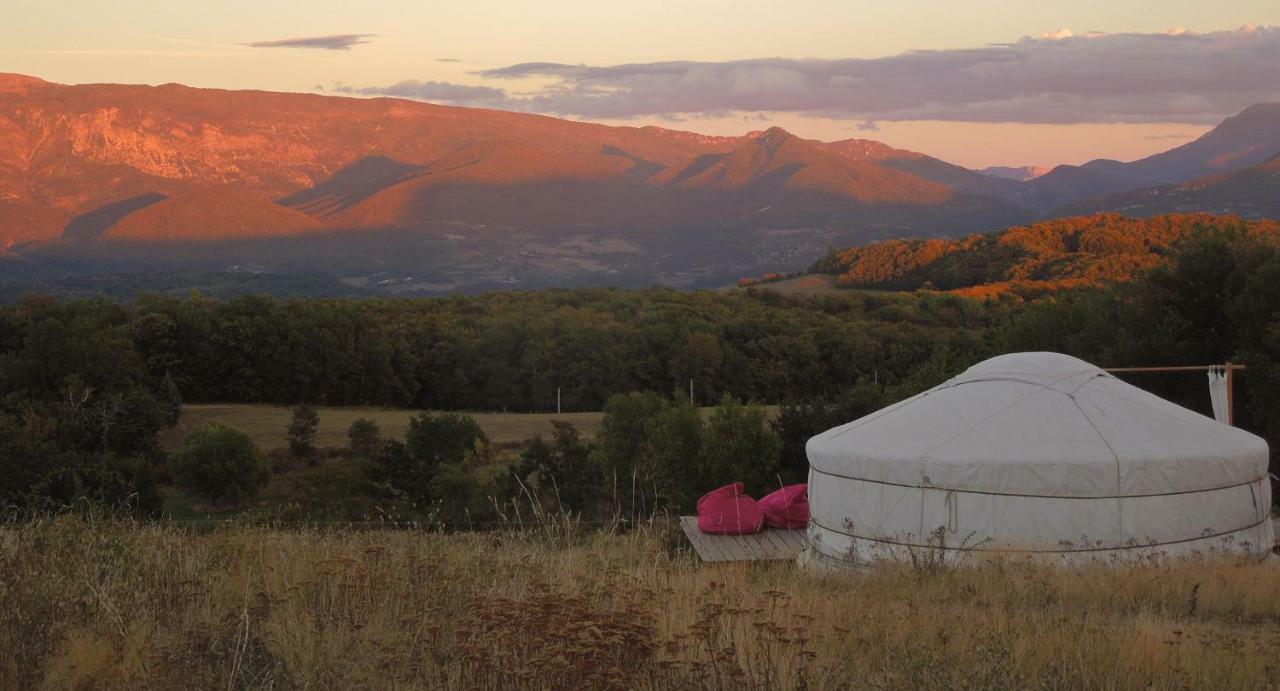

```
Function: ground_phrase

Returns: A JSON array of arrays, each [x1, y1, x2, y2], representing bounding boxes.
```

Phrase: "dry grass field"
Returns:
[[4, 517, 1280, 689], [733, 274, 843, 296], [162, 404, 609, 452], [164, 404, 779, 453]]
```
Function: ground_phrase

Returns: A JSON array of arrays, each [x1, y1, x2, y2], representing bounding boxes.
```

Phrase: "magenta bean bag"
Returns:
[[696, 482, 764, 535], [759, 484, 809, 529]]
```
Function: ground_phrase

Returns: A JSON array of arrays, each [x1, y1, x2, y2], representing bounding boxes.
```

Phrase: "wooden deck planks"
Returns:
[[683, 517, 1277, 560], [679, 516, 808, 562]]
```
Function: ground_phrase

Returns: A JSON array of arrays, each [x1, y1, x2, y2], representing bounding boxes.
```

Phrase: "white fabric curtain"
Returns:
[[1208, 368, 1229, 424]]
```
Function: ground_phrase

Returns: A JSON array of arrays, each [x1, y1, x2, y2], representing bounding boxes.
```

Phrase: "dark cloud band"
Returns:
[[467, 26, 1280, 124], [333, 80, 506, 104], [248, 34, 375, 50]]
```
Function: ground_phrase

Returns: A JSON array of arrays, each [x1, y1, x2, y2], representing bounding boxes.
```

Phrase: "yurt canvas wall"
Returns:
[[804, 353, 1273, 568]]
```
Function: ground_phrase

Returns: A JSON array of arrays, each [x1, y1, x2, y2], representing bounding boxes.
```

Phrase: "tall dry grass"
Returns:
[[3, 516, 1280, 689]]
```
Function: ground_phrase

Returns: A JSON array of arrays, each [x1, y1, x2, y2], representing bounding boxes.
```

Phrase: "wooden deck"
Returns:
[[679, 516, 808, 562], [681, 517, 1280, 561]]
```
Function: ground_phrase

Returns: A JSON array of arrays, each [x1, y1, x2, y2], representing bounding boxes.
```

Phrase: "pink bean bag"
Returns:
[[697, 482, 764, 535], [759, 484, 809, 529]]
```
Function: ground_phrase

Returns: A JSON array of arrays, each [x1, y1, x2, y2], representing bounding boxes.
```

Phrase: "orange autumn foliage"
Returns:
[[819, 213, 1280, 298]]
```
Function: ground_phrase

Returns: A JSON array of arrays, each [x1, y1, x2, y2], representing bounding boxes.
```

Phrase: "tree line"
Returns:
[[1, 287, 1007, 412]]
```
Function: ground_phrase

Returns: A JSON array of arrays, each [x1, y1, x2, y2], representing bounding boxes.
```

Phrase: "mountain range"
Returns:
[[2, 73, 1279, 291]]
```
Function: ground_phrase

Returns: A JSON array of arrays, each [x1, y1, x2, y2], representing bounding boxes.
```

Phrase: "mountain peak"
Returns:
[[746, 126, 796, 142], [1231, 102, 1280, 118], [826, 138, 922, 162], [1212, 103, 1280, 134]]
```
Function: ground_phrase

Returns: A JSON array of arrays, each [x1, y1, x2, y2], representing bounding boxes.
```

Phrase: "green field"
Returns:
[[164, 404, 609, 452]]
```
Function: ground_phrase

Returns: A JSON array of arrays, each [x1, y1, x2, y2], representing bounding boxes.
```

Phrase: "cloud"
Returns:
[[468, 26, 1280, 124], [332, 80, 507, 104], [856, 120, 880, 131], [436, 58, 464, 63], [1144, 132, 1196, 140], [248, 34, 375, 50]]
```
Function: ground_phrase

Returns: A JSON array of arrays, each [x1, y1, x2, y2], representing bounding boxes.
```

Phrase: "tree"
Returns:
[[641, 402, 704, 510], [671, 332, 723, 404], [595, 392, 668, 486], [775, 380, 887, 482], [516, 435, 554, 496], [161, 371, 183, 426], [287, 404, 320, 462], [699, 396, 782, 496], [403, 412, 487, 469], [547, 420, 599, 512], [515, 421, 600, 513], [594, 392, 669, 516], [366, 413, 488, 505], [173, 422, 270, 507], [347, 418, 381, 459]]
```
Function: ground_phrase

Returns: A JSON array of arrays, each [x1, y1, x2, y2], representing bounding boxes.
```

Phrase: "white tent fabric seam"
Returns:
[[806, 466, 1267, 499]]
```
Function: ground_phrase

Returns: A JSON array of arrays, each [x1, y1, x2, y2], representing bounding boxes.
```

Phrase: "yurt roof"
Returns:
[[806, 352, 1268, 498]]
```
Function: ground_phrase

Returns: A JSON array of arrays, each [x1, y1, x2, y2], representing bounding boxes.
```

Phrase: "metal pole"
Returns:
[[1104, 362, 1246, 426], [557, 387, 561, 415], [1226, 362, 1235, 426], [1105, 364, 1246, 373], [690, 378, 694, 407]]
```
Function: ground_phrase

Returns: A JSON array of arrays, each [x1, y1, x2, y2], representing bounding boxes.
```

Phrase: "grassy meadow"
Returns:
[[736, 274, 843, 295], [4, 517, 1280, 690], [163, 404, 782, 452], [162, 404, 611, 452]]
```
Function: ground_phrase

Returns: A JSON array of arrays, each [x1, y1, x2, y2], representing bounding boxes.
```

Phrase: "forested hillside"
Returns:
[[812, 213, 1280, 297]]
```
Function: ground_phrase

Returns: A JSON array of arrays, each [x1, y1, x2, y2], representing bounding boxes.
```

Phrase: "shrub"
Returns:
[[774, 380, 888, 481], [346, 418, 381, 460], [515, 421, 600, 513], [699, 395, 781, 495], [365, 413, 488, 506], [287, 404, 320, 462], [594, 392, 783, 515], [173, 422, 270, 507]]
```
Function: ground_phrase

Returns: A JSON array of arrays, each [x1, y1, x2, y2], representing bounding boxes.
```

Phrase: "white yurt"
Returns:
[[804, 352, 1273, 567]]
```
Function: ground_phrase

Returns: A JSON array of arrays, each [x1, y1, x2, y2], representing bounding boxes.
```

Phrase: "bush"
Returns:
[[593, 392, 673, 516], [774, 380, 888, 481], [287, 404, 320, 462], [365, 413, 488, 506], [593, 392, 783, 515], [346, 418, 381, 460], [699, 395, 781, 495], [173, 422, 270, 507], [515, 421, 600, 514]]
